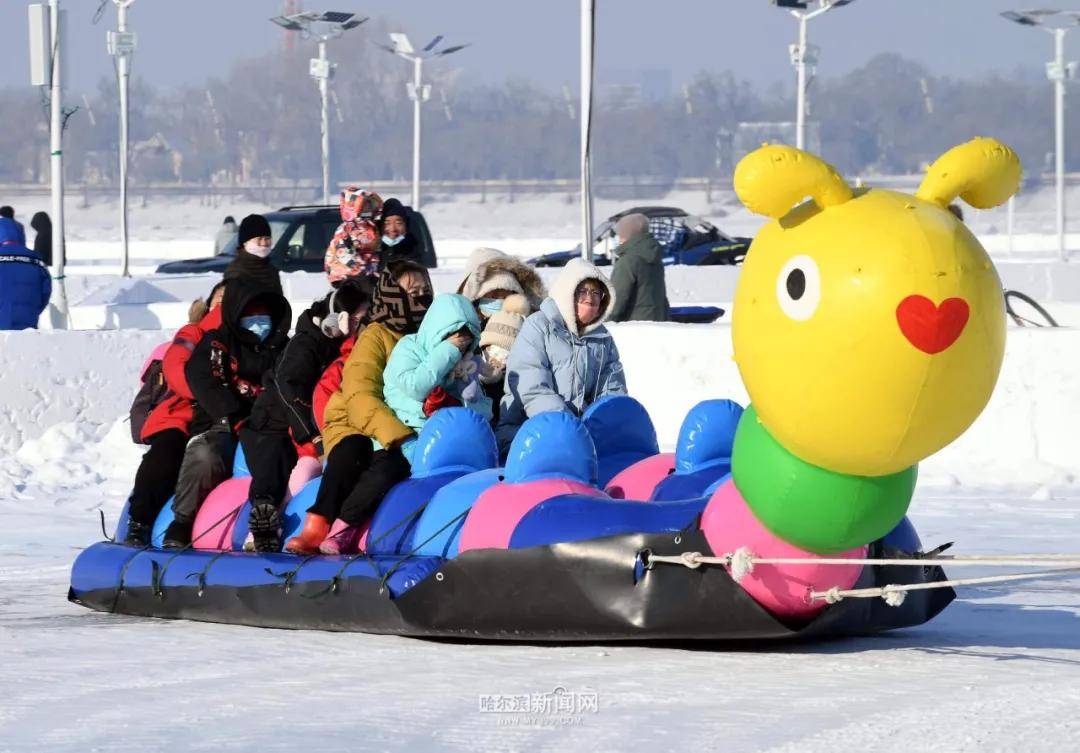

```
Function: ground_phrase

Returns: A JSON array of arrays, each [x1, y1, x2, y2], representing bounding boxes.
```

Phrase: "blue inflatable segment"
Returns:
[[150, 495, 176, 548], [280, 476, 323, 544], [114, 500, 131, 541], [509, 495, 707, 549], [70, 542, 443, 599], [651, 470, 731, 502], [882, 516, 923, 553], [412, 468, 503, 558], [232, 444, 250, 477], [582, 396, 659, 488], [504, 412, 597, 485], [410, 407, 498, 478], [674, 399, 743, 474], [231, 500, 253, 550], [365, 471, 465, 555]]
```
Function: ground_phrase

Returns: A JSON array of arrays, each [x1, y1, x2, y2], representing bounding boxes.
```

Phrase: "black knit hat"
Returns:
[[332, 276, 373, 314], [238, 214, 272, 246], [380, 198, 407, 223]]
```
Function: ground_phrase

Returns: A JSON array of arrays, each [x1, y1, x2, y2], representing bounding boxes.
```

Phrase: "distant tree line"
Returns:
[[0, 38, 1071, 187]]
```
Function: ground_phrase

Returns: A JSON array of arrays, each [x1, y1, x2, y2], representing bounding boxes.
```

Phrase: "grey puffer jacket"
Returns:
[[496, 258, 627, 452]]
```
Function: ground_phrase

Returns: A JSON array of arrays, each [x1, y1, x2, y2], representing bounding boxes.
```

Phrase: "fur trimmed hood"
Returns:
[[457, 249, 547, 312]]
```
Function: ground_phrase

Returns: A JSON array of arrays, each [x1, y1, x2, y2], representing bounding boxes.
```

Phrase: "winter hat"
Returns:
[[480, 294, 530, 351], [614, 213, 649, 241], [476, 270, 525, 300], [332, 276, 373, 315], [380, 197, 408, 223], [339, 186, 383, 223], [238, 214, 272, 247]]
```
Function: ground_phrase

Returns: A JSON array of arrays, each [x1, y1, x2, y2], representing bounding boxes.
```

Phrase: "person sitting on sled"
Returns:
[[496, 258, 627, 454], [122, 281, 227, 545], [287, 260, 432, 554], [162, 282, 291, 549], [239, 276, 372, 552], [381, 293, 487, 461]]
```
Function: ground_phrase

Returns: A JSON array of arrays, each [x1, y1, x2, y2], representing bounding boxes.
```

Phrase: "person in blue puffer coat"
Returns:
[[496, 257, 627, 453], [383, 293, 486, 462], [0, 217, 51, 330]]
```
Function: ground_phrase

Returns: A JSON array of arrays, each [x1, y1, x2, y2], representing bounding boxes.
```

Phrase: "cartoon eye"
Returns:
[[776, 255, 821, 321]]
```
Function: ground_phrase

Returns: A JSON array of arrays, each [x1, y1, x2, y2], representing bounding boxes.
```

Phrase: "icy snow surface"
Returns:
[[2, 317, 1079, 751]]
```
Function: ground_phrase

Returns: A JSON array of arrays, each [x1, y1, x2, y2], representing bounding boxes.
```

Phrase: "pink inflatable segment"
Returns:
[[700, 479, 865, 620], [459, 479, 606, 552], [604, 453, 675, 500], [192, 476, 251, 551], [287, 455, 323, 499]]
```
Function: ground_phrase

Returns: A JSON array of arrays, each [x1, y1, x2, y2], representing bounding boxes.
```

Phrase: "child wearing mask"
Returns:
[[162, 282, 291, 548]]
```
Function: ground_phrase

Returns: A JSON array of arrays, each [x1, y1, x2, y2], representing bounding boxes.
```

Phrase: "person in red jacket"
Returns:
[[123, 281, 226, 545]]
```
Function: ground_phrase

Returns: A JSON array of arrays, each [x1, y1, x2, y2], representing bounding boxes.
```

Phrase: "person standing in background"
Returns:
[[607, 213, 670, 323], [0, 206, 26, 247], [31, 212, 52, 267], [0, 217, 51, 330], [214, 215, 238, 256]]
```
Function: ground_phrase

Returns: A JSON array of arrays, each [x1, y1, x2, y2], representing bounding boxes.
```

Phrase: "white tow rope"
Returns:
[[644, 548, 1080, 607]]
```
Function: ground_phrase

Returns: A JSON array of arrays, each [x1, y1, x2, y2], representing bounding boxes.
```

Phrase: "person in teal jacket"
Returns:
[[382, 293, 485, 462]]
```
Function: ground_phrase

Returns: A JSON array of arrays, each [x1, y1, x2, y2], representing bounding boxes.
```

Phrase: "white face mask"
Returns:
[[244, 239, 272, 258]]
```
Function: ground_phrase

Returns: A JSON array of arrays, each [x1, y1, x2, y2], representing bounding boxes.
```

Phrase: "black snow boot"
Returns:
[[124, 518, 151, 547], [162, 518, 193, 550], [249, 500, 282, 553]]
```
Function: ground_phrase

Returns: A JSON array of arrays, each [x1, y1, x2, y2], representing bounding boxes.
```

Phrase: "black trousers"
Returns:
[[128, 429, 188, 526], [310, 435, 411, 526], [239, 426, 298, 505]]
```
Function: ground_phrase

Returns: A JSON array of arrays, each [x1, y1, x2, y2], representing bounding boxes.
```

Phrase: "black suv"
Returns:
[[156, 204, 437, 274]]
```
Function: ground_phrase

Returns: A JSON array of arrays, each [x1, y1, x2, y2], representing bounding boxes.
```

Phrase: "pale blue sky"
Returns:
[[3, 0, 1077, 94]]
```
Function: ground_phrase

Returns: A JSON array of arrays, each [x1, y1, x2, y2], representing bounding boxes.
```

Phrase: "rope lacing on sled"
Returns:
[[642, 547, 1080, 607]]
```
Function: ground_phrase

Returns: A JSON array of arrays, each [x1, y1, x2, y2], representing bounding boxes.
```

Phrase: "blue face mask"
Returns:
[[240, 314, 272, 342], [477, 298, 503, 316], [382, 234, 404, 247]]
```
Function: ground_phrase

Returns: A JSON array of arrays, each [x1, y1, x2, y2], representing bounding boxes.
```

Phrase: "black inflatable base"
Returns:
[[69, 531, 954, 642]]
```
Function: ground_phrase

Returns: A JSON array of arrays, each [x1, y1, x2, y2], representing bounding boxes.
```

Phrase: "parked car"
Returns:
[[156, 204, 437, 274], [528, 206, 750, 268]]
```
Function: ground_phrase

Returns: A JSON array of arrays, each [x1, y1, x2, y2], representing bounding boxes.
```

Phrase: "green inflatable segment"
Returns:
[[732, 405, 917, 554]]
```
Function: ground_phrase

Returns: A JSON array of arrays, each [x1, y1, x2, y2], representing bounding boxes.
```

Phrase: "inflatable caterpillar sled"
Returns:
[[70, 137, 1020, 641]]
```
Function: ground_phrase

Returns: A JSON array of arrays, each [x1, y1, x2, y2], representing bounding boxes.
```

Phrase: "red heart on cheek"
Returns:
[[896, 295, 970, 354]]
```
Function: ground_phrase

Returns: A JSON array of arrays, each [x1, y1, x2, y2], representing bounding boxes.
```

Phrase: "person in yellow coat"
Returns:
[[287, 260, 433, 553]]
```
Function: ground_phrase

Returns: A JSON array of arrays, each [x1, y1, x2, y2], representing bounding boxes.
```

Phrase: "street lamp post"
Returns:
[[1002, 10, 1080, 262], [581, 0, 595, 261], [771, 0, 856, 150], [107, 0, 136, 277], [271, 11, 367, 205], [380, 33, 469, 211]]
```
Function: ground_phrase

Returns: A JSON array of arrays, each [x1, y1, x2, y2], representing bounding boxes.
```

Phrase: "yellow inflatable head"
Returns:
[[732, 138, 1019, 476]]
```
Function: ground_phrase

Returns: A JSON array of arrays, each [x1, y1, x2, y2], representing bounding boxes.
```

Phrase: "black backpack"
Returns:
[[129, 359, 171, 444]]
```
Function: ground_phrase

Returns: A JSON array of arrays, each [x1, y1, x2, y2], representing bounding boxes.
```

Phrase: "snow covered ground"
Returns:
[[1, 318, 1079, 751]]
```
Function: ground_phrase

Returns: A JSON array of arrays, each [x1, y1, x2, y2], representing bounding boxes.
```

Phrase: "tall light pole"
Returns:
[[1002, 10, 1080, 262], [380, 33, 469, 211], [771, 0, 856, 150], [581, 0, 595, 261], [107, 0, 136, 277], [29, 2, 68, 325], [271, 11, 367, 205]]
